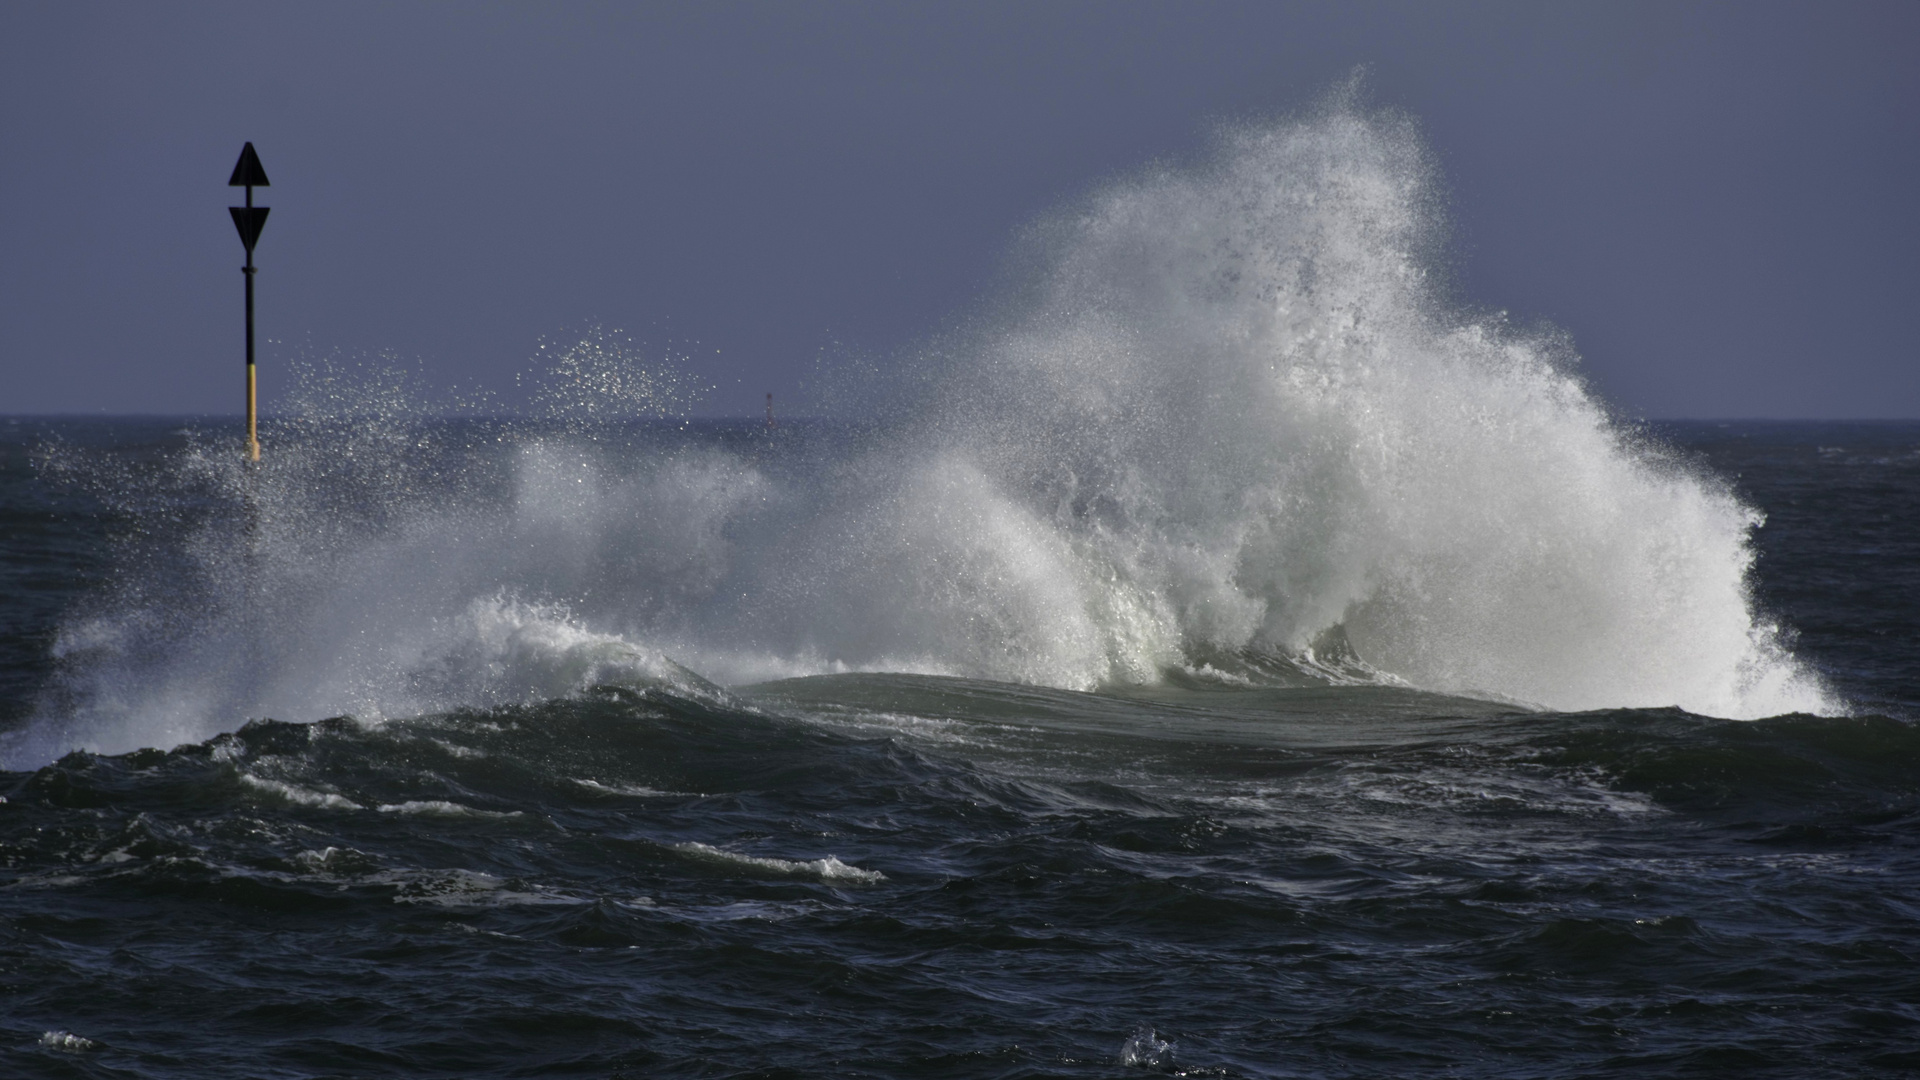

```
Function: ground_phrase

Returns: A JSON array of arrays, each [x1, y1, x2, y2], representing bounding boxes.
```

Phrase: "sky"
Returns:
[[1, 1, 1915, 419]]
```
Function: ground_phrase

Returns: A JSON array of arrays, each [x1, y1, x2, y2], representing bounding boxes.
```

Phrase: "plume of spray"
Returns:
[[885, 90, 1834, 716], [14, 91, 1835, 764]]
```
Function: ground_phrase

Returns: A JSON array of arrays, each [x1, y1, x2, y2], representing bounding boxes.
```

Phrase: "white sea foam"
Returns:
[[375, 800, 522, 819], [237, 772, 360, 810], [1120, 1025, 1175, 1069], [673, 841, 886, 884], [381, 867, 576, 907], [18, 90, 1836, 764], [571, 778, 698, 798], [294, 846, 380, 874]]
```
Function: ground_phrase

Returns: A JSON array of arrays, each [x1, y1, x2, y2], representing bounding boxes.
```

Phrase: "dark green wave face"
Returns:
[[5, 675, 1918, 1079]]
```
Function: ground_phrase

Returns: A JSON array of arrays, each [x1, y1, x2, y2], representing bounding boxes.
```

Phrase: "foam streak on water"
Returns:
[[18, 98, 1833, 764]]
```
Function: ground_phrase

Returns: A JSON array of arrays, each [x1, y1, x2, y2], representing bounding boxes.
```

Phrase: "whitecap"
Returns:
[[673, 841, 885, 883], [571, 778, 699, 798], [237, 772, 359, 810], [375, 800, 522, 819]]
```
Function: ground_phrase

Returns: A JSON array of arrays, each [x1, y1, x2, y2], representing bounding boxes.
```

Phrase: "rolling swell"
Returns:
[[3, 682, 1915, 1077]]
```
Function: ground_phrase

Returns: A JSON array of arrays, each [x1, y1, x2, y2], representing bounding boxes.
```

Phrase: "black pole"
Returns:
[[228, 142, 269, 461], [245, 180, 257, 459]]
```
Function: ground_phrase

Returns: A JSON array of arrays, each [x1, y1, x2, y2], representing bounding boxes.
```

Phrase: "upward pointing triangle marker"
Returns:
[[228, 142, 270, 187]]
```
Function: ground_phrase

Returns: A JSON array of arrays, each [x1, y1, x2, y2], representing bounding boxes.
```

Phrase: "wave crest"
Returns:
[[18, 95, 1833, 764]]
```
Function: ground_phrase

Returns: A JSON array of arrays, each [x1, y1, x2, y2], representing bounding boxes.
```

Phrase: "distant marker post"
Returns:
[[228, 143, 271, 461]]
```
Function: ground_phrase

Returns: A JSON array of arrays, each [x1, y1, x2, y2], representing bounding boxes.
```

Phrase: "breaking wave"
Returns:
[[14, 93, 1833, 763]]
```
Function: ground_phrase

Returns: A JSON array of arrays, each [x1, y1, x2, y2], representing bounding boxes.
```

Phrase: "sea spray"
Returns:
[[18, 98, 1833, 764], [897, 98, 1833, 716]]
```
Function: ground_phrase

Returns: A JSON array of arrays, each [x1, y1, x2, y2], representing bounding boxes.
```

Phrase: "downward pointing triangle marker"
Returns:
[[229, 206, 270, 252]]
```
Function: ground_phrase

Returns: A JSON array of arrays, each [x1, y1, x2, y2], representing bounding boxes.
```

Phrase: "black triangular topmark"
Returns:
[[229, 206, 270, 251], [228, 142, 270, 187]]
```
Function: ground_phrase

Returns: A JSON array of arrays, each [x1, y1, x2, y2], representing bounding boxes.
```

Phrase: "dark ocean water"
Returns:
[[1, 417, 1917, 1079]]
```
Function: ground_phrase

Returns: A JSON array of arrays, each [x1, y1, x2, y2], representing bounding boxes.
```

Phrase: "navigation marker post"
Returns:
[[228, 143, 271, 461]]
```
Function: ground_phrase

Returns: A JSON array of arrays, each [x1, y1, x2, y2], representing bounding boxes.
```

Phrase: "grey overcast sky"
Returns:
[[2, 1, 1915, 418]]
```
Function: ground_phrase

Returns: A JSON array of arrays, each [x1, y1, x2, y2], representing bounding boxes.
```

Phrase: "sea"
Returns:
[[4, 106, 1918, 1078]]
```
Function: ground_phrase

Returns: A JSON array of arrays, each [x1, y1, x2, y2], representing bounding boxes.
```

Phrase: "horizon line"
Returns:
[[7, 412, 1920, 424]]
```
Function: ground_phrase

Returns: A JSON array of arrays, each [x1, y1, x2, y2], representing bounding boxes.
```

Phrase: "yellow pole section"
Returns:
[[246, 362, 260, 461]]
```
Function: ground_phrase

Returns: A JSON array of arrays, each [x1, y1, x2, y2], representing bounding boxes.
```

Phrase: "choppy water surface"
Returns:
[[6, 422, 1916, 1080], [4, 100, 1918, 1077]]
